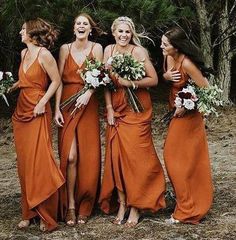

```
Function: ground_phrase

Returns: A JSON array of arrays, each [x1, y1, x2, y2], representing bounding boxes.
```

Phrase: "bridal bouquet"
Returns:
[[161, 81, 222, 124], [60, 58, 112, 114], [107, 53, 145, 112], [0, 71, 14, 106]]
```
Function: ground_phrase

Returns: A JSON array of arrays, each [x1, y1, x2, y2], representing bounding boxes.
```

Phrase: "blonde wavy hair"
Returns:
[[111, 16, 153, 46]]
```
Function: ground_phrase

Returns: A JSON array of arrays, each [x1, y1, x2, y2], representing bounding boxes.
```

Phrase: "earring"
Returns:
[[89, 32, 92, 36]]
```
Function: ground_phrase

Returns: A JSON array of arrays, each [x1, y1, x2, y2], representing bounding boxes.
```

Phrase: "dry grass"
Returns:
[[0, 103, 235, 240]]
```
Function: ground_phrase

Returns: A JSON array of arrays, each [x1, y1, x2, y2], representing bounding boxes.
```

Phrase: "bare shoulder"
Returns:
[[92, 42, 103, 52], [132, 46, 147, 61], [38, 48, 55, 65], [60, 43, 70, 54], [182, 57, 199, 72], [104, 44, 113, 57]]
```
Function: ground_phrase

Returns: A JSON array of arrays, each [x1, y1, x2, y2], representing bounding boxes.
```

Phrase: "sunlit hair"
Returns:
[[111, 16, 154, 46], [26, 18, 59, 49], [164, 27, 213, 76], [74, 13, 105, 38]]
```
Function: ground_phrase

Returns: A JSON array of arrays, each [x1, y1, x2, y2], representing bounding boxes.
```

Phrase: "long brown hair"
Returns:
[[164, 27, 213, 76], [26, 18, 59, 49]]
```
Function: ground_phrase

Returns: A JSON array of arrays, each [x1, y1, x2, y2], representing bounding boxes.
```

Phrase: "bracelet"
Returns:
[[106, 104, 113, 109]]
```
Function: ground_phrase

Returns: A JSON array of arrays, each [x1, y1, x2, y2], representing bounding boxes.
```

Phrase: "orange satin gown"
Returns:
[[12, 49, 65, 231], [163, 56, 213, 224], [58, 44, 101, 220], [99, 46, 166, 213]]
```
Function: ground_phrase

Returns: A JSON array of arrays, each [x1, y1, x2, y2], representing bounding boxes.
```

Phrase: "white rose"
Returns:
[[92, 69, 100, 77], [183, 99, 195, 110], [174, 97, 183, 108], [90, 77, 100, 88], [84, 71, 93, 84], [5, 72, 13, 77], [0, 71, 3, 81]]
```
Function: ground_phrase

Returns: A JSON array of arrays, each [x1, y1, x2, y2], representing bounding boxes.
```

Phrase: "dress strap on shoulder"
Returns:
[[68, 43, 73, 53], [111, 44, 115, 56], [130, 45, 136, 54], [36, 47, 43, 58]]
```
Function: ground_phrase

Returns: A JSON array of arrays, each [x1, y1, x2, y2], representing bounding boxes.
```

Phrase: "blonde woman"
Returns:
[[99, 16, 166, 227]]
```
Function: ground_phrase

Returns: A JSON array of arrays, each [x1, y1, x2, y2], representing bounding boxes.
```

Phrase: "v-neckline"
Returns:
[[69, 53, 87, 69], [22, 58, 38, 75]]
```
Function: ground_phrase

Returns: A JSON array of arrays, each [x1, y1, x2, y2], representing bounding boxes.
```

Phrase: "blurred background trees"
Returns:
[[0, 0, 235, 108]]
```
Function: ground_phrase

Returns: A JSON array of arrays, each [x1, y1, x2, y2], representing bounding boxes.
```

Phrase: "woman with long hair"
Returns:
[[54, 13, 103, 226], [12, 18, 64, 231], [99, 16, 166, 227], [161, 27, 213, 224]]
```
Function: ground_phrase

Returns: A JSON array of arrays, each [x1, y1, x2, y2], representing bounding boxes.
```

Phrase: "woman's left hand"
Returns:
[[75, 89, 92, 110], [117, 76, 131, 87], [174, 107, 186, 118], [33, 101, 46, 117]]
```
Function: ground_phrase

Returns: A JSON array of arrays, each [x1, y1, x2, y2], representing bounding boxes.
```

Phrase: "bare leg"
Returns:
[[65, 136, 77, 226], [113, 190, 127, 224]]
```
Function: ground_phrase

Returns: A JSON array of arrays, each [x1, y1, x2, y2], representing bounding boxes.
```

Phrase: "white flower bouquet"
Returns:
[[0, 71, 14, 106], [107, 53, 145, 113], [161, 81, 223, 124], [60, 57, 112, 113]]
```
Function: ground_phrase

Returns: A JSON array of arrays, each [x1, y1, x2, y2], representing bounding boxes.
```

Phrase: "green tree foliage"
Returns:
[[0, 0, 193, 74]]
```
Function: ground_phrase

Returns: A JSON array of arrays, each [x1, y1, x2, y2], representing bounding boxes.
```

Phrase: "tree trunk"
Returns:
[[216, 0, 232, 103], [193, 0, 213, 71]]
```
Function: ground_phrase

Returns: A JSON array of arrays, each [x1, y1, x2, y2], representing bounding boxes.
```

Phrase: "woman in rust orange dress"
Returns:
[[54, 13, 103, 226], [12, 18, 64, 231], [99, 16, 166, 227], [161, 27, 213, 224]]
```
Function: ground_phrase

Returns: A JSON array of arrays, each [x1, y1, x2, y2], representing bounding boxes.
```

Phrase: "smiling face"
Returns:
[[160, 35, 177, 56], [19, 23, 30, 44], [74, 15, 92, 40], [113, 23, 132, 47]]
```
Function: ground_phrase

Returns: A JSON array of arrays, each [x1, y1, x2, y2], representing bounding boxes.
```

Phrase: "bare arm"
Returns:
[[34, 48, 61, 117], [182, 58, 209, 87], [54, 44, 69, 126], [103, 45, 115, 125]]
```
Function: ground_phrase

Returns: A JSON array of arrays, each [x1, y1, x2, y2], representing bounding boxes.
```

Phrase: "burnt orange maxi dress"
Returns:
[[99, 46, 166, 213], [59, 43, 101, 220], [12, 48, 65, 231], [163, 56, 213, 224]]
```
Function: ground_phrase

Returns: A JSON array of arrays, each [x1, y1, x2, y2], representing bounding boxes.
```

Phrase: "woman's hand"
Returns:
[[174, 107, 186, 118], [117, 76, 131, 87], [75, 89, 93, 110], [33, 101, 46, 117], [54, 109, 64, 127], [7, 81, 19, 93], [107, 106, 115, 125], [163, 67, 181, 82]]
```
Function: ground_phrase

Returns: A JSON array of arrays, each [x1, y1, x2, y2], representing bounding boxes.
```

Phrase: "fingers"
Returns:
[[107, 117, 115, 125], [55, 116, 64, 127]]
